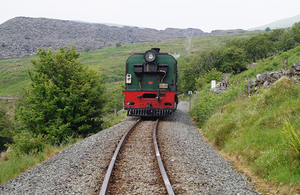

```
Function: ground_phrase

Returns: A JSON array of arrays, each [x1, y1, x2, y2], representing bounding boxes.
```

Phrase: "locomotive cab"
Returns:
[[123, 48, 178, 117]]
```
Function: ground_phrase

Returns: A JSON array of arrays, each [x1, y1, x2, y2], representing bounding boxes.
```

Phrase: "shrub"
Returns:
[[17, 46, 106, 142], [116, 42, 121, 47], [282, 121, 300, 154], [7, 131, 47, 155]]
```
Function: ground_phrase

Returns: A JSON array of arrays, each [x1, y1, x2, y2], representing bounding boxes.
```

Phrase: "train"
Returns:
[[122, 48, 178, 117]]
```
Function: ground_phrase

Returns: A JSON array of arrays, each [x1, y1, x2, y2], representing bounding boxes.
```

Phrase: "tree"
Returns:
[[265, 27, 271, 32], [291, 22, 300, 43], [244, 34, 275, 62], [275, 30, 296, 51], [0, 107, 13, 151], [195, 68, 222, 91], [179, 65, 199, 93], [267, 28, 285, 42], [17, 46, 106, 141], [225, 38, 245, 49], [216, 46, 246, 73], [190, 49, 220, 73]]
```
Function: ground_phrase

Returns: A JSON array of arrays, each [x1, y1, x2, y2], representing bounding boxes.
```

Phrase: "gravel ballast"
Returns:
[[0, 101, 257, 194], [158, 101, 257, 194]]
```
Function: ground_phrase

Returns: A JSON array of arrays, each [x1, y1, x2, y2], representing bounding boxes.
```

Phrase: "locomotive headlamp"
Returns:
[[144, 50, 157, 63]]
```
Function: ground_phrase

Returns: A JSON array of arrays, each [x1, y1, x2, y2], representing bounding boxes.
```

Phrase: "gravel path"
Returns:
[[0, 101, 257, 195]]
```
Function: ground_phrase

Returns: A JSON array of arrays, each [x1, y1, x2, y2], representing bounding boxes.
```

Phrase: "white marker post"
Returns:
[[211, 80, 216, 89], [188, 91, 192, 110]]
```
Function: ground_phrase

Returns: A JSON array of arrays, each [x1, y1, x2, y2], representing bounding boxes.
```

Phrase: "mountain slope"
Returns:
[[248, 13, 300, 30], [0, 17, 244, 60]]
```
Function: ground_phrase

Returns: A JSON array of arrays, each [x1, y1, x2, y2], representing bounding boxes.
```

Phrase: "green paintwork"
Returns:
[[125, 54, 177, 91]]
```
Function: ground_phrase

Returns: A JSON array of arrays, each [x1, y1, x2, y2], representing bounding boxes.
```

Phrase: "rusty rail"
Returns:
[[99, 118, 174, 194], [153, 119, 175, 195], [99, 119, 141, 195]]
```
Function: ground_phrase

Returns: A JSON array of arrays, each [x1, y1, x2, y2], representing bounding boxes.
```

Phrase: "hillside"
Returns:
[[0, 30, 262, 96], [249, 13, 300, 30], [0, 17, 245, 60], [190, 46, 300, 194]]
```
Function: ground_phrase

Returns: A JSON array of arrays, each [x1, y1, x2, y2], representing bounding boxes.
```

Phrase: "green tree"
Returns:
[[291, 22, 300, 43], [276, 30, 296, 51], [104, 82, 125, 113], [267, 28, 285, 42], [190, 49, 220, 73], [179, 65, 199, 93], [216, 46, 246, 73], [244, 34, 275, 62], [195, 68, 222, 91], [265, 27, 271, 32], [0, 108, 13, 151], [225, 38, 245, 49], [17, 46, 106, 141]]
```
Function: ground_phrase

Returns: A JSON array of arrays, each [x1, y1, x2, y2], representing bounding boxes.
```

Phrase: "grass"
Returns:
[[190, 46, 300, 193], [0, 143, 68, 184], [195, 77, 300, 194], [101, 110, 128, 129]]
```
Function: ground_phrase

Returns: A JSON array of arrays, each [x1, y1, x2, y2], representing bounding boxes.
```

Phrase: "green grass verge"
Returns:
[[193, 77, 300, 193]]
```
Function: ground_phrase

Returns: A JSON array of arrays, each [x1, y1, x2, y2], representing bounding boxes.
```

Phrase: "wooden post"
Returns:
[[285, 57, 288, 71], [247, 75, 250, 97], [194, 91, 197, 101]]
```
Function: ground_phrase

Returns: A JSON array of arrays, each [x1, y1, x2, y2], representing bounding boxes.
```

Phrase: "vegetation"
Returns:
[[190, 43, 300, 193], [180, 22, 300, 93], [194, 77, 300, 193], [16, 46, 106, 142], [115, 42, 121, 47], [0, 105, 13, 152], [1, 27, 296, 189]]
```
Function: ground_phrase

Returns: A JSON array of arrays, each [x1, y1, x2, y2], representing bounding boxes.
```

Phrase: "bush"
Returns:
[[17, 46, 106, 142], [116, 42, 121, 47], [7, 131, 47, 155], [190, 85, 246, 127], [282, 121, 300, 154]]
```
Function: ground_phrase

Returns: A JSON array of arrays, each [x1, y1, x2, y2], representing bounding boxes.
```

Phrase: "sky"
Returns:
[[1, 0, 300, 32]]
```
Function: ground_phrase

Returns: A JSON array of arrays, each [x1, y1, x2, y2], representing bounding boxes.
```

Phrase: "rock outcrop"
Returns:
[[0, 17, 244, 60], [252, 60, 300, 88]]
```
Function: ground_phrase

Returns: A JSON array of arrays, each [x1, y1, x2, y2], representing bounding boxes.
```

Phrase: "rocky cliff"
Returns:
[[0, 17, 244, 59]]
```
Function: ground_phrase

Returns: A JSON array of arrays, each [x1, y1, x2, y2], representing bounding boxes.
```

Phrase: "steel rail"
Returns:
[[153, 119, 175, 195], [99, 119, 141, 195]]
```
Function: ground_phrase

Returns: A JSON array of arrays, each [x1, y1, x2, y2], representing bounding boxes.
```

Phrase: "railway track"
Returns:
[[99, 119, 174, 195]]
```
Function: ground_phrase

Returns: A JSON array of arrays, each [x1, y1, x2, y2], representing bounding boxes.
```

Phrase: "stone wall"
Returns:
[[251, 60, 300, 88]]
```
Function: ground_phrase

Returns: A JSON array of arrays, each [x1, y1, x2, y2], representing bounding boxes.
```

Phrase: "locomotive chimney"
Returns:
[[151, 48, 160, 53]]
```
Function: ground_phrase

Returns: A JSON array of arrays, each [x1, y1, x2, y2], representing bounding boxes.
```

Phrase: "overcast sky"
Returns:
[[1, 0, 300, 32]]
